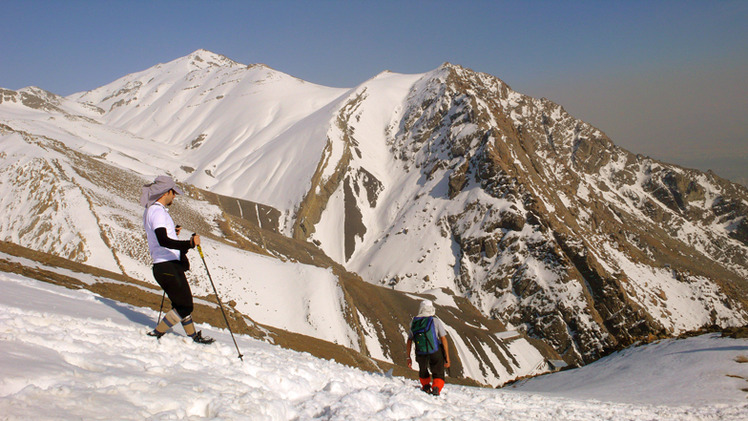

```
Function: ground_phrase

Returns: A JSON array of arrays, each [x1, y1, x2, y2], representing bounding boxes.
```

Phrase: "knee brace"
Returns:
[[154, 309, 181, 334], [181, 314, 197, 337]]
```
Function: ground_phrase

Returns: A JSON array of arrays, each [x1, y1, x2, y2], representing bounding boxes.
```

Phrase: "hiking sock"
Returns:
[[181, 315, 197, 338], [420, 377, 431, 389], [432, 378, 445, 394], [152, 309, 180, 336]]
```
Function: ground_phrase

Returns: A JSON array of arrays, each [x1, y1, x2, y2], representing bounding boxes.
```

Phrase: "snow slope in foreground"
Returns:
[[1, 272, 746, 420]]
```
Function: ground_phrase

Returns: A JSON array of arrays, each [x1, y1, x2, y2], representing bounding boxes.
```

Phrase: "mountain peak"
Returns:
[[182, 49, 241, 69], [438, 61, 470, 73]]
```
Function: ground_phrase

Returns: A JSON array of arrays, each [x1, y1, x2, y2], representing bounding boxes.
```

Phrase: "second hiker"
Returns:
[[406, 299, 451, 396]]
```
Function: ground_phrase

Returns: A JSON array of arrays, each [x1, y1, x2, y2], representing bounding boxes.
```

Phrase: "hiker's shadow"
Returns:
[[96, 296, 155, 327]]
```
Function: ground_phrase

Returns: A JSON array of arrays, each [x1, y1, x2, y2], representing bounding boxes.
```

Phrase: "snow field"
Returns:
[[2, 272, 747, 420]]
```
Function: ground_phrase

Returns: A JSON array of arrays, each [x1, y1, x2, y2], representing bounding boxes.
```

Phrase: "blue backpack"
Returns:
[[411, 317, 440, 355]]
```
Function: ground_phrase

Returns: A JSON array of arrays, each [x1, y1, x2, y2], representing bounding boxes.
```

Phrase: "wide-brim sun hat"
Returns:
[[140, 175, 183, 207], [417, 300, 435, 317]]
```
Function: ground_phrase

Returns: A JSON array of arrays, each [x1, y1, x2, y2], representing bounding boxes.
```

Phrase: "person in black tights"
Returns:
[[141, 175, 213, 344]]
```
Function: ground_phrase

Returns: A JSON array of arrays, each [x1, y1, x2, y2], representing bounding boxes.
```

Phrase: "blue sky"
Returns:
[[2, 0, 746, 184]]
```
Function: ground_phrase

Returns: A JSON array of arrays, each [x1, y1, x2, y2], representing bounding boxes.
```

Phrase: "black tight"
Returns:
[[416, 351, 445, 380], [153, 261, 193, 318]]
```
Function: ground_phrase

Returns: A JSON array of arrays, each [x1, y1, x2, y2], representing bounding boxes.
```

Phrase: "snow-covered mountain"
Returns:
[[1, 49, 746, 380], [0, 54, 553, 387]]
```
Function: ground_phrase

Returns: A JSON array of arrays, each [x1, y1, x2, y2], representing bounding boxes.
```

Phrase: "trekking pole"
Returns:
[[156, 292, 166, 324], [195, 239, 244, 361]]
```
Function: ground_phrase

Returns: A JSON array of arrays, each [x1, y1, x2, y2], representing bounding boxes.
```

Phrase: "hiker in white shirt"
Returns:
[[141, 175, 213, 344]]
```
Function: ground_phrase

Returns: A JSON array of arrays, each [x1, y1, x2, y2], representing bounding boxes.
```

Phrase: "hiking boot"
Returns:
[[431, 386, 441, 396], [192, 331, 215, 344], [421, 384, 432, 394], [147, 330, 165, 339]]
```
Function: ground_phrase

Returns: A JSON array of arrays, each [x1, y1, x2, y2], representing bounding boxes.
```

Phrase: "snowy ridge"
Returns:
[[69, 49, 351, 227]]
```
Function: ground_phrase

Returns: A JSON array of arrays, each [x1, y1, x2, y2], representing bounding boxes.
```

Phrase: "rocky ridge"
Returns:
[[304, 63, 748, 364]]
